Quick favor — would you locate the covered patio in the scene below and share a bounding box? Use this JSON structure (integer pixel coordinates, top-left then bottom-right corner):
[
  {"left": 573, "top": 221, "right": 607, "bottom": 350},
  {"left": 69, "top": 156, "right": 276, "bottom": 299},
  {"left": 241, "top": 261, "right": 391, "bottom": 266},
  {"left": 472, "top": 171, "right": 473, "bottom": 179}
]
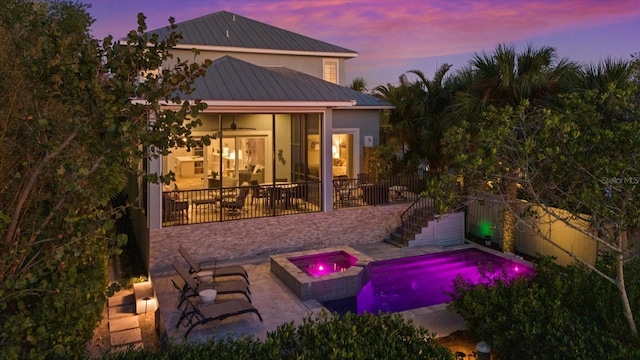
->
[{"left": 145, "top": 55, "right": 392, "bottom": 230}]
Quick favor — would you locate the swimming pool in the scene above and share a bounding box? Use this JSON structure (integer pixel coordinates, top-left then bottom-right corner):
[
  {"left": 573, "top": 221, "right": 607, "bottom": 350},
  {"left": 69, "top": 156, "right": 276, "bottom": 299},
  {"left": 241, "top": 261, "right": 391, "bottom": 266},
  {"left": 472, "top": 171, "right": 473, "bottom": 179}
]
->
[{"left": 323, "top": 248, "right": 534, "bottom": 314}]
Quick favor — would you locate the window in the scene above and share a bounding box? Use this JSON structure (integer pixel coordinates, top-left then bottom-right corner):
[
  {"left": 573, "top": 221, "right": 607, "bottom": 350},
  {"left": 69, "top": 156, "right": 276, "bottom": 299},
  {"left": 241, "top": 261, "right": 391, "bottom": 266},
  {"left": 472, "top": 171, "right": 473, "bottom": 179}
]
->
[{"left": 323, "top": 59, "right": 338, "bottom": 84}]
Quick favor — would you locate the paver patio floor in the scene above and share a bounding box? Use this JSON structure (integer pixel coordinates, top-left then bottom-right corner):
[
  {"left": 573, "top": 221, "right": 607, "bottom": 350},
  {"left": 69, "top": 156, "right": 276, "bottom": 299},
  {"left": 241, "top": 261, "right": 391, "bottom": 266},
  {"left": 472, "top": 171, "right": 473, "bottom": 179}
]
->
[{"left": 154, "top": 241, "right": 469, "bottom": 344}]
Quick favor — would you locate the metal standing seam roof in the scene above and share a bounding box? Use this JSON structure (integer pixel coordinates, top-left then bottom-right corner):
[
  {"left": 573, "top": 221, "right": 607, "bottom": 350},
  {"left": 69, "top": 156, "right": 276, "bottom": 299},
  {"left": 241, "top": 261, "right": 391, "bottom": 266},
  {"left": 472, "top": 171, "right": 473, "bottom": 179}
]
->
[
  {"left": 180, "top": 56, "right": 391, "bottom": 108},
  {"left": 143, "top": 10, "right": 357, "bottom": 56}
]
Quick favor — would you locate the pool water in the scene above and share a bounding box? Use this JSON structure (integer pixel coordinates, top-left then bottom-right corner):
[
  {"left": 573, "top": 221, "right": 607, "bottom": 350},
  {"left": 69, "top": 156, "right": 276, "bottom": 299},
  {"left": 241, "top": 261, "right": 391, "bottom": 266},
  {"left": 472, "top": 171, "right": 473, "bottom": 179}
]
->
[
  {"left": 322, "top": 248, "right": 534, "bottom": 314},
  {"left": 288, "top": 250, "right": 358, "bottom": 277}
]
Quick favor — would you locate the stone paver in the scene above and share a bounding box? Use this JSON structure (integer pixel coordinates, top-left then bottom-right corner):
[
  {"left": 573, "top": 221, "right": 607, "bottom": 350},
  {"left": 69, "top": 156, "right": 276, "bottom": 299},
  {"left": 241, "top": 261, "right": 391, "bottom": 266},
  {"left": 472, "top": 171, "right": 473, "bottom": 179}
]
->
[
  {"left": 108, "top": 292, "right": 134, "bottom": 307},
  {"left": 110, "top": 328, "right": 142, "bottom": 346},
  {"left": 155, "top": 242, "right": 475, "bottom": 345},
  {"left": 109, "top": 316, "right": 140, "bottom": 333},
  {"left": 108, "top": 304, "right": 135, "bottom": 319}
]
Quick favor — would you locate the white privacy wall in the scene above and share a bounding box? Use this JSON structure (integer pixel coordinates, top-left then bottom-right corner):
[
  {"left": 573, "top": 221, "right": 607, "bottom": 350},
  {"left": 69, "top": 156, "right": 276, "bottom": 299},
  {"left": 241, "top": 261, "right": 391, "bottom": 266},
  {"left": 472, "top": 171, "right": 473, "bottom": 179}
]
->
[{"left": 466, "top": 196, "right": 598, "bottom": 266}]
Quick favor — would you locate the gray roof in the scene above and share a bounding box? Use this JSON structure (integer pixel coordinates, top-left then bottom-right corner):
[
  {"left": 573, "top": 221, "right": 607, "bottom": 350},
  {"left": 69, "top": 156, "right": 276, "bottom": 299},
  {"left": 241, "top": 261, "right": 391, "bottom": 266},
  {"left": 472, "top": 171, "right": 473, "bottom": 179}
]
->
[
  {"left": 145, "top": 11, "right": 357, "bottom": 56},
  {"left": 181, "top": 56, "right": 391, "bottom": 108}
]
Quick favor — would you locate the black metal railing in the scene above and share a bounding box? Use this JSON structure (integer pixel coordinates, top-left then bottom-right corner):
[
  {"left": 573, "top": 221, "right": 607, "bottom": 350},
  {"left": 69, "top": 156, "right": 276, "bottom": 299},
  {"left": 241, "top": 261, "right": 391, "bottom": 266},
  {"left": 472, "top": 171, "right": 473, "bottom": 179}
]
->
[
  {"left": 162, "top": 181, "right": 321, "bottom": 226},
  {"left": 161, "top": 173, "right": 432, "bottom": 226},
  {"left": 399, "top": 195, "right": 435, "bottom": 245},
  {"left": 331, "top": 173, "right": 428, "bottom": 210}
]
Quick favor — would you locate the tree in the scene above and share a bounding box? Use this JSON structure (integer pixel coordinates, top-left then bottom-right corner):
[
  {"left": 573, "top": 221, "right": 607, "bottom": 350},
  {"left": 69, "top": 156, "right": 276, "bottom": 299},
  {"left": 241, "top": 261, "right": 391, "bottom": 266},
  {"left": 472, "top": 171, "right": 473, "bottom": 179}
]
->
[
  {"left": 0, "top": 1, "right": 210, "bottom": 357},
  {"left": 348, "top": 76, "right": 368, "bottom": 92},
  {"left": 449, "top": 44, "right": 580, "bottom": 252},
  {"left": 373, "top": 64, "right": 456, "bottom": 173},
  {"left": 445, "top": 57, "right": 640, "bottom": 335}
]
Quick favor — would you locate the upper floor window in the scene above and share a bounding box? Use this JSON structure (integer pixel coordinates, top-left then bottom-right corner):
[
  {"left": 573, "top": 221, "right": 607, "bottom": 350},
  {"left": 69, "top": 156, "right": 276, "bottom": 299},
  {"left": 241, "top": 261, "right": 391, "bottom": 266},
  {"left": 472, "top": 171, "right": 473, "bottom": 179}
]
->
[{"left": 323, "top": 59, "right": 338, "bottom": 84}]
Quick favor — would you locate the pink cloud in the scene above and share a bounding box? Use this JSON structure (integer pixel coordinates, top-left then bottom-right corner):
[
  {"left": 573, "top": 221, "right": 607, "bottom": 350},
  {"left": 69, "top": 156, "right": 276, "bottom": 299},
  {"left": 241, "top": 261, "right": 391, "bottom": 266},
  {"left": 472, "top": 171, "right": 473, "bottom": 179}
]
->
[
  {"left": 233, "top": 0, "right": 640, "bottom": 62},
  {"left": 86, "top": 0, "right": 640, "bottom": 85}
]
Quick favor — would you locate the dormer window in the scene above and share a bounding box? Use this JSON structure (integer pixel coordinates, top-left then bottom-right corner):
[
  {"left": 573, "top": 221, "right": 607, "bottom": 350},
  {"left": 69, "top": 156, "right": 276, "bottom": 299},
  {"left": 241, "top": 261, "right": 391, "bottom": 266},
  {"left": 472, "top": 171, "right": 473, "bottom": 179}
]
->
[{"left": 323, "top": 59, "right": 338, "bottom": 84}]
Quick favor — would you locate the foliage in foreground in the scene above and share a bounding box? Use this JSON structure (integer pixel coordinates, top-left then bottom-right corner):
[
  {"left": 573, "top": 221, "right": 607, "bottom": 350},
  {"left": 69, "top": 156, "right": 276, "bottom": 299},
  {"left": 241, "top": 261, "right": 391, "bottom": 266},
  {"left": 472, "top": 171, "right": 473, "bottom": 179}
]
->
[
  {"left": 447, "top": 256, "right": 640, "bottom": 359},
  {"left": 105, "top": 311, "right": 453, "bottom": 359},
  {"left": 0, "top": 1, "right": 209, "bottom": 358}
]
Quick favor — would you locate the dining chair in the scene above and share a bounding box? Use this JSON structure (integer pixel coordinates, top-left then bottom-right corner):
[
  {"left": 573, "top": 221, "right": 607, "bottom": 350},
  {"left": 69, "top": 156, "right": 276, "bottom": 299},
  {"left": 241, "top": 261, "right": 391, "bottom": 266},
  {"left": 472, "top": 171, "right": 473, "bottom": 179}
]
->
[
  {"left": 333, "top": 175, "right": 354, "bottom": 206},
  {"left": 249, "top": 180, "right": 268, "bottom": 208},
  {"left": 220, "top": 186, "right": 250, "bottom": 215}
]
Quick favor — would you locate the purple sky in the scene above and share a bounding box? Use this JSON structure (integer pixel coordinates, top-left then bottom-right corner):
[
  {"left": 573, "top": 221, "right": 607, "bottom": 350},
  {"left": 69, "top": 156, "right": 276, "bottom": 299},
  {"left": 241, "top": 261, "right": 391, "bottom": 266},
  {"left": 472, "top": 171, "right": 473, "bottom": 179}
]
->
[{"left": 85, "top": 0, "right": 639, "bottom": 88}]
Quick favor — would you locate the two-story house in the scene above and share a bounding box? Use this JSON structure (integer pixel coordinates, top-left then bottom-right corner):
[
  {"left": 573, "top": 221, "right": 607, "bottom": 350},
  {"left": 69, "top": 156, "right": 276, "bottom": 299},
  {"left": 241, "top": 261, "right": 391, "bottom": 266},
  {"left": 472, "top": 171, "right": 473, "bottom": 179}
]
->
[{"left": 132, "top": 11, "right": 417, "bottom": 276}]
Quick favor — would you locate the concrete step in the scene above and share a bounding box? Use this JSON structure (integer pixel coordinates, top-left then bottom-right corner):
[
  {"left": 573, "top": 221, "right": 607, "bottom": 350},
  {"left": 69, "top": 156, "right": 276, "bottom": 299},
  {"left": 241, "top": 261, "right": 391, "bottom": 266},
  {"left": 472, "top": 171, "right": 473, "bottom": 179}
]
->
[
  {"left": 108, "top": 303, "right": 135, "bottom": 320},
  {"left": 109, "top": 316, "right": 140, "bottom": 333},
  {"left": 108, "top": 292, "right": 134, "bottom": 307},
  {"left": 383, "top": 237, "right": 406, "bottom": 248},
  {"left": 110, "top": 328, "right": 142, "bottom": 346}
]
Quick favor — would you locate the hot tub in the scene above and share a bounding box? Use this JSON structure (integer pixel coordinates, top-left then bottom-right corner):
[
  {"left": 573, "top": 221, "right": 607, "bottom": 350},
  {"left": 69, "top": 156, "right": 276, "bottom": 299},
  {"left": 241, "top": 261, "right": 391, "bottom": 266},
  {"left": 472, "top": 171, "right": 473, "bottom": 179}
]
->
[{"left": 270, "top": 246, "right": 373, "bottom": 301}]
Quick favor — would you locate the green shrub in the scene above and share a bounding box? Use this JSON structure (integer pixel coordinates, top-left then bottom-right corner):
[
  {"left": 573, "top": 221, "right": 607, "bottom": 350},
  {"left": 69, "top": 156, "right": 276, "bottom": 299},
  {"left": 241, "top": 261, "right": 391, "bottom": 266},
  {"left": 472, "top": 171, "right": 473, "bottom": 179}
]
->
[
  {"left": 105, "top": 311, "right": 453, "bottom": 359},
  {"left": 264, "top": 311, "right": 452, "bottom": 359},
  {"left": 447, "top": 256, "right": 640, "bottom": 359}
]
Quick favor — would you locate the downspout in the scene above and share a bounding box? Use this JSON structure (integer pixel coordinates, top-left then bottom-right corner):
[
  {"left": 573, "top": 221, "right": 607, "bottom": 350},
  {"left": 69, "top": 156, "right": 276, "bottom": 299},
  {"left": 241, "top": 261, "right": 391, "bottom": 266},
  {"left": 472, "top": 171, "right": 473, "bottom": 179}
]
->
[{"left": 272, "top": 113, "right": 276, "bottom": 183}]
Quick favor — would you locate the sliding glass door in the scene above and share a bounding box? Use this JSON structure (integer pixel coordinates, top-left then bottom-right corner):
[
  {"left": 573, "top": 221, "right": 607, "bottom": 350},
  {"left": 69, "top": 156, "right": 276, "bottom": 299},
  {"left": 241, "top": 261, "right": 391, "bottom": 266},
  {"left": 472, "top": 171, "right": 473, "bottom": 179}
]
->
[{"left": 208, "top": 135, "right": 267, "bottom": 187}]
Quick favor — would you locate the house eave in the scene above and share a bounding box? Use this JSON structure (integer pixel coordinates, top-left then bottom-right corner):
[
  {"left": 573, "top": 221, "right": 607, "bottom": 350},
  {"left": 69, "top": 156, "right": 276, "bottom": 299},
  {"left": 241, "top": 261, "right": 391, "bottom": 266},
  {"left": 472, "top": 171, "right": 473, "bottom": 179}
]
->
[
  {"left": 132, "top": 99, "right": 356, "bottom": 111},
  {"left": 173, "top": 44, "right": 358, "bottom": 58},
  {"left": 117, "top": 40, "right": 359, "bottom": 58},
  {"left": 335, "top": 105, "right": 395, "bottom": 110}
]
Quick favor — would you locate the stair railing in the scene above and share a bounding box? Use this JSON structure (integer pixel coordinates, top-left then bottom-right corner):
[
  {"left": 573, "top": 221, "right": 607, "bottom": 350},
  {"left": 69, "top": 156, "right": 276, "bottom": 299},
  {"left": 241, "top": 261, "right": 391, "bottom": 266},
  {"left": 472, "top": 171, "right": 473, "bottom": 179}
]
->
[{"left": 399, "top": 195, "right": 435, "bottom": 245}]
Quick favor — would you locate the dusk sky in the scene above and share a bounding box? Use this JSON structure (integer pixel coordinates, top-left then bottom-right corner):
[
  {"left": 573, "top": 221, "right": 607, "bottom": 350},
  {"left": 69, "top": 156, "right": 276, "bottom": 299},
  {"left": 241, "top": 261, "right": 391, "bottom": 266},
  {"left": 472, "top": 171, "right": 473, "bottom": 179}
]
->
[{"left": 85, "top": 0, "right": 640, "bottom": 89}]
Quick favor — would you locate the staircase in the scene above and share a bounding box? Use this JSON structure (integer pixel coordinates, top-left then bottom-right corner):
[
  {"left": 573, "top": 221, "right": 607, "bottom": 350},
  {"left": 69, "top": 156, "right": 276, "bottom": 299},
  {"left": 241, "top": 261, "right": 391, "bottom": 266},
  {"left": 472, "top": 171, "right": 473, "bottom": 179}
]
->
[
  {"left": 384, "top": 196, "right": 435, "bottom": 247},
  {"left": 105, "top": 256, "right": 145, "bottom": 353}
]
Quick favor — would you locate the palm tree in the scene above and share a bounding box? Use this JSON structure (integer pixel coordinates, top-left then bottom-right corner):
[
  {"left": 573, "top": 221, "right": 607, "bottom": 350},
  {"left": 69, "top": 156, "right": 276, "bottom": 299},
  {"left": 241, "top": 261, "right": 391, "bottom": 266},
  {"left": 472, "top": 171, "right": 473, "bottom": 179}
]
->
[
  {"left": 373, "top": 64, "right": 456, "bottom": 173},
  {"left": 452, "top": 44, "right": 580, "bottom": 253},
  {"left": 580, "top": 58, "right": 636, "bottom": 126},
  {"left": 349, "top": 77, "right": 368, "bottom": 92}
]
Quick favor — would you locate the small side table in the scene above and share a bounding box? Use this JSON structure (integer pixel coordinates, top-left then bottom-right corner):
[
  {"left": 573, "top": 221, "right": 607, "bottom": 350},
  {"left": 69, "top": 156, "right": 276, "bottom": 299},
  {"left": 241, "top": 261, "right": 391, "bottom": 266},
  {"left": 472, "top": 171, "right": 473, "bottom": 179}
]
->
[
  {"left": 199, "top": 289, "right": 217, "bottom": 305},
  {"left": 196, "top": 270, "right": 213, "bottom": 283}
]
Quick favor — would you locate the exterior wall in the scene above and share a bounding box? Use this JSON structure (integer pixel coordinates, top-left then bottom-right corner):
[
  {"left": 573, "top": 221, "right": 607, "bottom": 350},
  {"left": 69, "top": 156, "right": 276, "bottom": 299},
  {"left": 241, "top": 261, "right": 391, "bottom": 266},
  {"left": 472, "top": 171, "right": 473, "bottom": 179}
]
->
[
  {"left": 410, "top": 211, "right": 465, "bottom": 247},
  {"left": 467, "top": 196, "right": 598, "bottom": 266},
  {"left": 168, "top": 49, "right": 347, "bottom": 85},
  {"left": 466, "top": 194, "right": 504, "bottom": 244},
  {"left": 515, "top": 205, "right": 597, "bottom": 266},
  {"left": 333, "top": 109, "right": 380, "bottom": 148},
  {"left": 148, "top": 204, "right": 406, "bottom": 276}
]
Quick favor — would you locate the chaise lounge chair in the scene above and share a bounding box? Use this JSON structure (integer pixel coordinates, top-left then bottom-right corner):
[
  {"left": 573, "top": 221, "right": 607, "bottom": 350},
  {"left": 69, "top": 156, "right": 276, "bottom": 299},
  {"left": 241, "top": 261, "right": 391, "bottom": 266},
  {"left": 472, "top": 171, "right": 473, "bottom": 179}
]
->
[
  {"left": 172, "top": 260, "right": 251, "bottom": 307},
  {"left": 178, "top": 244, "right": 249, "bottom": 284},
  {"left": 177, "top": 296, "right": 263, "bottom": 339}
]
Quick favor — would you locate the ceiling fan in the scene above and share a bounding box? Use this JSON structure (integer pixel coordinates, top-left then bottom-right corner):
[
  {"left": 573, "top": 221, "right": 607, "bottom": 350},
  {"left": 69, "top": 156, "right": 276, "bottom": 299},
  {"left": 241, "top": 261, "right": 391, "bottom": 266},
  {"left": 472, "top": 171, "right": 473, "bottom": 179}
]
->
[{"left": 211, "top": 116, "right": 256, "bottom": 138}]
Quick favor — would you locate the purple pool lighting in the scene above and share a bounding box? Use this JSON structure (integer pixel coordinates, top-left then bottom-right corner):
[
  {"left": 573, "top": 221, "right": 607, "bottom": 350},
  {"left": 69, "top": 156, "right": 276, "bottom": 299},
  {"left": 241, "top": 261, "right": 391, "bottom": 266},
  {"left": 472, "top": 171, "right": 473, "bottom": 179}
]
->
[
  {"left": 288, "top": 251, "right": 358, "bottom": 277},
  {"left": 333, "top": 248, "right": 533, "bottom": 314}
]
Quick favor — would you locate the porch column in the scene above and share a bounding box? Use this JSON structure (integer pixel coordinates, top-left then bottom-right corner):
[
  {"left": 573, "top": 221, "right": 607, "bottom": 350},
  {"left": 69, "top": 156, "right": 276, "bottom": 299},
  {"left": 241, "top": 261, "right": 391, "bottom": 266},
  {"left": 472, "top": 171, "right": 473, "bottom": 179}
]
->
[
  {"left": 147, "top": 109, "right": 162, "bottom": 230},
  {"left": 322, "top": 108, "right": 334, "bottom": 212},
  {"left": 147, "top": 147, "right": 163, "bottom": 229}
]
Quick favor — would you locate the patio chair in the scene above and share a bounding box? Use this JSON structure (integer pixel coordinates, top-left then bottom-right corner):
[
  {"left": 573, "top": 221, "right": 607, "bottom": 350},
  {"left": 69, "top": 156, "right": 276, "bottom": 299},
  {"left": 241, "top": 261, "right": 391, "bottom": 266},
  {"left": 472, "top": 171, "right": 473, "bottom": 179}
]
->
[
  {"left": 163, "top": 192, "right": 189, "bottom": 222},
  {"left": 178, "top": 244, "right": 249, "bottom": 284},
  {"left": 172, "top": 260, "right": 251, "bottom": 308},
  {"left": 177, "top": 296, "right": 262, "bottom": 339},
  {"left": 220, "top": 186, "right": 250, "bottom": 215},
  {"left": 333, "top": 175, "right": 354, "bottom": 206},
  {"left": 249, "top": 180, "right": 268, "bottom": 208},
  {"left": 265, "top": 186, "right": 284, "bottom": 209},
  {"left": 290, "top": 182, "right": 308, "bottom": 210}
]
